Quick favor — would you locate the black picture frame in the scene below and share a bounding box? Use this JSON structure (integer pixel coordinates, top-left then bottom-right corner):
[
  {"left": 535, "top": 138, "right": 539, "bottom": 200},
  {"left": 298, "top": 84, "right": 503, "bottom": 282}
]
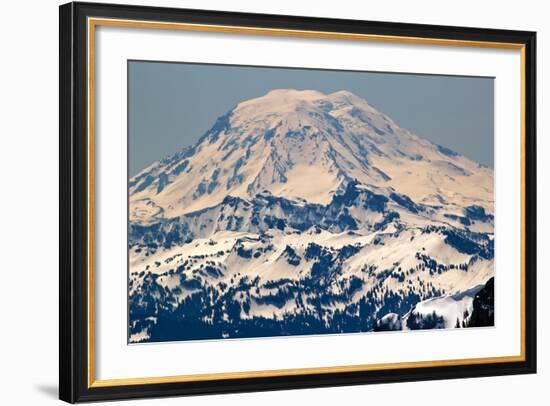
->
[{"left": 60, "top": 1, "right": 537, "bottom": 403}]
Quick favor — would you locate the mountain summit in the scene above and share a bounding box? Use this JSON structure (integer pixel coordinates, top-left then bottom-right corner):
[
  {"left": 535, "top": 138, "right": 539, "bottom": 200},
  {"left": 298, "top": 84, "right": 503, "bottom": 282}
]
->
[{"left": 130, "top": 89, "right": 493, "bottom": 225}]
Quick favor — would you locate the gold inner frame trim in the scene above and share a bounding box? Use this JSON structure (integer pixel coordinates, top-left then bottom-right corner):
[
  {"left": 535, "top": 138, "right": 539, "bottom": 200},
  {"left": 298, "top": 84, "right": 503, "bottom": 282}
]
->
[{"left": 87, "top": 17, "right": 527, "bottom": 388}]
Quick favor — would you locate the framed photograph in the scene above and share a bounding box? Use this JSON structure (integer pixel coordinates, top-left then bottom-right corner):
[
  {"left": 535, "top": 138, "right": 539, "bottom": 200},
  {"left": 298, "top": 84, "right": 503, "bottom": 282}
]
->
[{"left": 59, "top": 2, "right": 537, "bottom": 403}]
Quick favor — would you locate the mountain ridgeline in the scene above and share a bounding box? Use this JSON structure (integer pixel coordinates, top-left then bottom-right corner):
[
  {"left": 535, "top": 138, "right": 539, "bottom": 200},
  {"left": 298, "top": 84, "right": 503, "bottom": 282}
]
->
[{"left": 128, "top": 89, "right": 495, "bottom": 343}]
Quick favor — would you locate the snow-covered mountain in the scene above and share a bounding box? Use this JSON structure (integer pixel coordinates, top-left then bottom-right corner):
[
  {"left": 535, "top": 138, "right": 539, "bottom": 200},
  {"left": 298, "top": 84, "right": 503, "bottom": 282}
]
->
[
  {"left": 129, "top": 89, "right": 493, "bottom": 224},
  {"left": 128, "top": 89, "right": 494, "bottom": 343}
]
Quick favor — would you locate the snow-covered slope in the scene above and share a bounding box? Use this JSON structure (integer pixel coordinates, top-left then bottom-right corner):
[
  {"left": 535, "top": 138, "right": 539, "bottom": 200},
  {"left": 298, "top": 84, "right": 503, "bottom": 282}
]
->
[
  {"left": 375, "top": 277, "right": 495, "bottom": 331},
  {"left": 130, "top": 89, "right": 493, "bottom": 224},
  {"left": 128, "top": 89, "right": 495, "bottom": 343}
]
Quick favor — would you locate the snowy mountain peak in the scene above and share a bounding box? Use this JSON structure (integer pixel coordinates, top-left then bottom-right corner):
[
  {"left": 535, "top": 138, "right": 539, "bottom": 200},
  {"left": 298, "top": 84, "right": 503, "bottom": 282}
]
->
[
  {"left": 232, "top": 88, "right": 374, "bottom": 128},
  {"left": 130, "top": 89, "right": 493, "bottom": 223},
  {"left": 243, "top": 88, "right": 326, "bottom": 102},
  {"left": 128, "top": 88, "right": 495, "bottom": 342}
]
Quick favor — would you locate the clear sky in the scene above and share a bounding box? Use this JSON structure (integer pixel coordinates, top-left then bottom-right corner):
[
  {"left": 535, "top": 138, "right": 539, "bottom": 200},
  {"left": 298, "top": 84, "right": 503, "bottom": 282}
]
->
[{"left": 129, "top": 61, "right": 494, "bottom": 176}]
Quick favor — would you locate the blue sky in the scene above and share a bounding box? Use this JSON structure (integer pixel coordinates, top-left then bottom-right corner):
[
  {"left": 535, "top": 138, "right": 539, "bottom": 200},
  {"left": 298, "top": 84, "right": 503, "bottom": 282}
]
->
[{"left": 129, "top": 61, "right": 494, "bottom": 176}]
